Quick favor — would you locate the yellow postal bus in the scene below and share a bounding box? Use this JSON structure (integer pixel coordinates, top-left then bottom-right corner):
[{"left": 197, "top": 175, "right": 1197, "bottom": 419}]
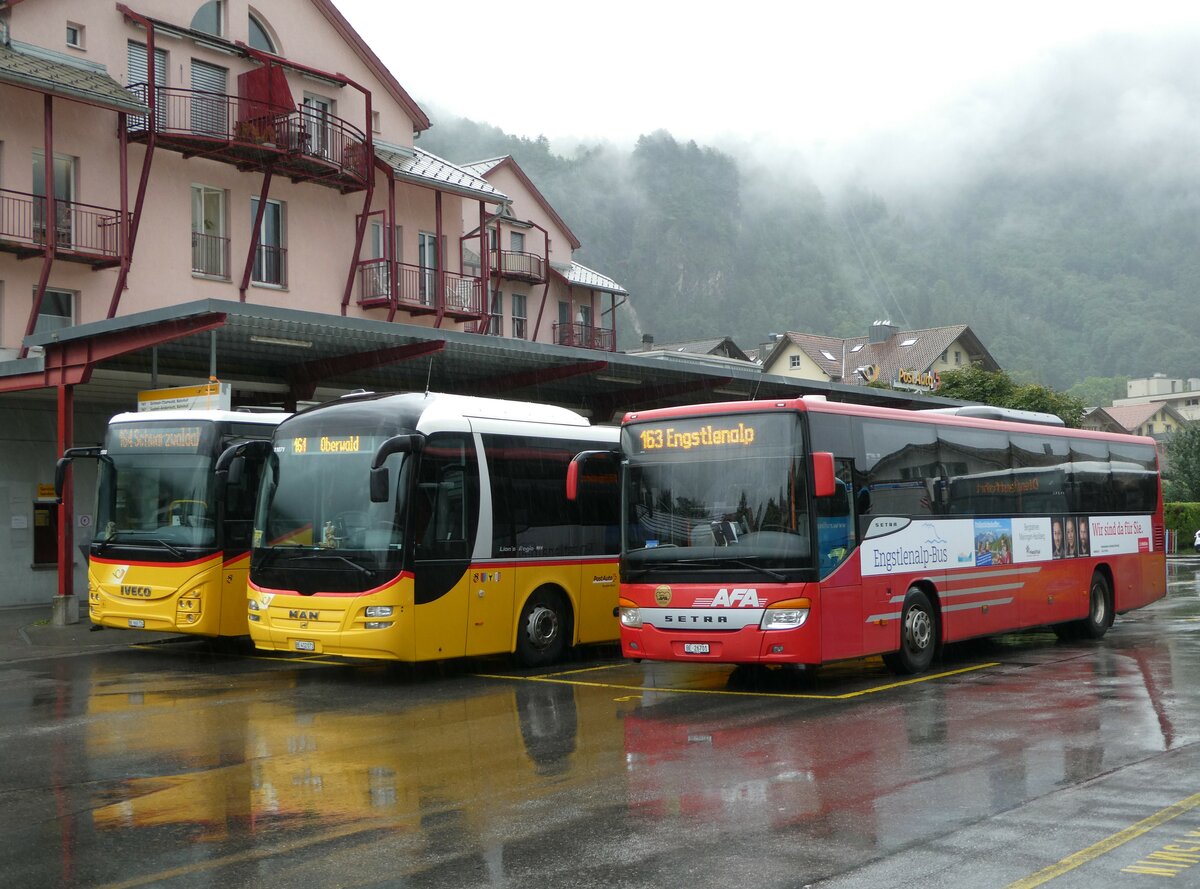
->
[
  {"left": 58, "top": 409, "right": 288, "bottom": 636},
  {"left": 246, "top": 392, "right": 619, "bottom": 665}
]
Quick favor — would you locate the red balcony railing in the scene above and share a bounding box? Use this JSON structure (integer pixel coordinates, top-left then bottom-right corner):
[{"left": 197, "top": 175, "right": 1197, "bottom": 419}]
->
[
  {"left": 357, "top": 259, "right": 483, "bottom": 319},
  {"left": 191, "top": 231, "right": 230, "bottom": 278},
  {"left": 127, "top": 85, "right": 370, "bottom": 190},
  {"left": 0, "top": 188, "right": 123, "bottom": 264},
  {"left": 491, "top": 249, "right": 546, "bottom": 283},
  {"left": 554, "top": 321, "right": 615, "bottom": 351}
]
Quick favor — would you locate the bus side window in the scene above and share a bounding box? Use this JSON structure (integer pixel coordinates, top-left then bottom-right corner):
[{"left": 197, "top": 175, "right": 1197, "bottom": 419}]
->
[{"left": 414, "top": 434, "right": 478, "bottom": 561}]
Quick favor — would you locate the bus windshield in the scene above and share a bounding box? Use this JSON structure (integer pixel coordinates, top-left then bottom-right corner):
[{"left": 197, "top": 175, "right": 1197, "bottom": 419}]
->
[
  {"left": 254, "top": 429, "right": 412, "bottom": 581},
  {"left": 622, "top": 412, "right": 812, "bottom": 578},
  {"left": 96, "top": 422, "right": 217, "bottom": 548}
]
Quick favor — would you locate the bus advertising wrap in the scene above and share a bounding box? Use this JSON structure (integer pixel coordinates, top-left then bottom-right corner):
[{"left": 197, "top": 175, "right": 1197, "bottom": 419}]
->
[{"left": 861, "top": 515, "right": 1153, "bottom": 576}]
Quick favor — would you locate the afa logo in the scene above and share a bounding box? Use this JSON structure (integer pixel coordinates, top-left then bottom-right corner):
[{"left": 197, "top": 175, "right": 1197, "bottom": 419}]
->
[{"left": 694, "top": 588, "right": 762, "bottom": 608}]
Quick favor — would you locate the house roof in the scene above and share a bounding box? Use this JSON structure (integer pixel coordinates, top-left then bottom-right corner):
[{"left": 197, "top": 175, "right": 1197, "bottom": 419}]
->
[
  {"left": 639, "top": 337, "right": 751, "bottom": 362},
  {"left": 1080, "top": 407, "right": 1128, "bottom": 434},
  {"left": 1104, "top": 402, "right": 1188, "bottom": 433},
  {"left": 763, "top": 324, "right": 1000, "bottom": 386},
  {"left": 555, "top": 261, "right": 628, "bottom": 296},
  {"left": 375, "top": 144, "right": 508, "bottom": 202},
  {"left": 460, "top": 156, "right": 582, "bottom": 250},
  {"left": 0, "top": 39, "right": 147, "bottom": 113}
]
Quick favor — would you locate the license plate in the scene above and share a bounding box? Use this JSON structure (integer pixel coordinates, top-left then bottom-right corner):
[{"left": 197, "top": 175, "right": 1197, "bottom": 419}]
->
[
  {"left": 294, "top": 640, "right": 316, "bottom": 652},
  {"left": 128, "top": 619, "right": 145, "bottom": 629},
  {"left": 683, "top": 642, "right": 710, "bottom": 654}
]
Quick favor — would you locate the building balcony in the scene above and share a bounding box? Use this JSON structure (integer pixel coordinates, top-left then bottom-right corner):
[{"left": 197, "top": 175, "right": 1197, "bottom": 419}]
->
[
  {"left": 553, "top": 321, "right": 615, "bottom": 352},
  {"left": 0, "top": 189, "right": 124, "bottom": 267},
  {"left": 357, "top": 259, "right": 483, "bottom": 320},
  {"left": 491, "top": 249, "right": 546, "bottom": 283},
  {"left": 126, "top": 85, "right": 370, "bottom": 193}
]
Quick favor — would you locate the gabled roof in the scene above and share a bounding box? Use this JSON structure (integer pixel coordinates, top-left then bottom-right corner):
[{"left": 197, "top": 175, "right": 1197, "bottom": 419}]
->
[
  {"left": 0, "top": 40, "right": 147, "bottom": 113},
  {"left": 1080, "top": 407, "right": 1127, "bottom": 434},
  {"left": 554, "top": 261, "right": 628, "bottom": 296},
  {"left": 1104, "top": 402, "right": 1189, "bottom": 433},
  {"left": 376, "top": 144, "right": 507, "bottom": 202},
  {"left": 309, "top": 0, "right": 431, "bottom": 132},
  {"left": 643, "top": 337, "right": 752, "bottom": 362},
  {"left": 763, "top": 324, "right": 1000, "bottom": 386},
  {"left": 460, "top": 156, "right": 581, "bottom": 250}
]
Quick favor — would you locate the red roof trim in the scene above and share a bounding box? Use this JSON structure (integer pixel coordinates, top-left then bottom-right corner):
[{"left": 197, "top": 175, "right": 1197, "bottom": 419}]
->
[{"left": 309, "top": 0, "right": 431, "bottom": 133}]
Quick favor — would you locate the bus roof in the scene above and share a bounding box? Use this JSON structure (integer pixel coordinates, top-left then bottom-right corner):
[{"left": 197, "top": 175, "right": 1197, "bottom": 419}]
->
[
  {"left": 622, "top": 396, "right": 1157, "bottom": 447},
  {"left": 298, "top": 391, "right": 595, "bottom": 429}
]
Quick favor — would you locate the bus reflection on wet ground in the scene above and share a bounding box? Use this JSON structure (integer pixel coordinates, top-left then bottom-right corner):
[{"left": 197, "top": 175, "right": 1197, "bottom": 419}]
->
[{"left": 1, "top": 560, "right": 1199, "bottom": 888}]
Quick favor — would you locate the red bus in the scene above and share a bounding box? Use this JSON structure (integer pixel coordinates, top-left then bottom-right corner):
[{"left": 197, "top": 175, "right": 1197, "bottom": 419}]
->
[{"left": 582, "top": 397, "right": 1165, "bottom": 673}]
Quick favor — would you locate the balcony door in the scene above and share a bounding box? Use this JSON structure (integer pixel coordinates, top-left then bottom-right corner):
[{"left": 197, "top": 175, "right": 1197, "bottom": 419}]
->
[
  {"left": 191, "top": 186, "right": 227, "bottom": 278},
  {"left": 31, "top": 152, "right": 73, "bottom": 248},
  {"left": 302, "top": 94, "right": 334, "bottom": 160},
  {"left": 127, "top": 41, "right": 167, "bottom": 130},
  {"left": 418, "top": 231, "right": 437, "bottom": 306},
  {"left": 251, "top": 198, "right": 285, "bottom": 286}
]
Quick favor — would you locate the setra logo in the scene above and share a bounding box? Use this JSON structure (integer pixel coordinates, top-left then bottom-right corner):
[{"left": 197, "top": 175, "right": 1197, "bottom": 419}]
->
[
  {"left": 120, "top": 585, "right": 152, "bottom": 598},
  {"left": 289, "top": 610, "right": 319, "bottom": 620}
]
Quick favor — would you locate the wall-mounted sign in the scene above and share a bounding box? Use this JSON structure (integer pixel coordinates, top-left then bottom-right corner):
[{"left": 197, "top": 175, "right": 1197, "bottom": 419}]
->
[
  {"left": 894, "top": 368, "right": 941, "bottom": 391},
  {"left": 138, "top": 382, "right": 231, "bottom": 412}
]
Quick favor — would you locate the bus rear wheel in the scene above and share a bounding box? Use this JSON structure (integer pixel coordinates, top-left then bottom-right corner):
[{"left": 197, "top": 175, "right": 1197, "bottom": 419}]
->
[
  {"left": 516, "top": 589, "right": 569, "bottom": 667},
  {"left": 1077, "top": 571, "right": 1112, "bottom": 640},
  {"left": 882, "top": 588, "right": 937, "bottom": 675}
]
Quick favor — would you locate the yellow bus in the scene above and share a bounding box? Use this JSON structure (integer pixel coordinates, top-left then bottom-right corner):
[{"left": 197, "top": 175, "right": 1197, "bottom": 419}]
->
[
  {"left": 245, "top": 392, "right": 620, "bottom": 665},
  {"left": 57, "top": 409, "right": 288, "bottom": 636}
]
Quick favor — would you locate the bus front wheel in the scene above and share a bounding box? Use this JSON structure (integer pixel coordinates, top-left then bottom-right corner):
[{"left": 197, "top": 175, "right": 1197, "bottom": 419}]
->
[
  {"left": 516, "top": 589, "right": 569, "bottom": 667},
  {"left": 883, "top": 588, "right": 937, "bottom": 675}
]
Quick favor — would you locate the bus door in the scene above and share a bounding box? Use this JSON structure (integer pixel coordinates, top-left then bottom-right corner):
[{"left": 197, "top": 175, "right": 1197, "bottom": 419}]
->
[
  {"left": 817, "top": 459, "right": 862, "bottom": 661},
  {"left": 411, "top": 433, "right": 479, "bottom": 660}
]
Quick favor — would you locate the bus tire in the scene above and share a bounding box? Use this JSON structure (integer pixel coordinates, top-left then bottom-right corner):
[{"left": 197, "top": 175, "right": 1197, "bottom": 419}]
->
[
  {"left": 516, "top": 588, "right": 569, "bottom": 667},
  {"left": 882, "top": 588, "right": 937, "bottom": 675},
  {"left": 1077, "top": 571, "right": 1112, "bottom": 640}
]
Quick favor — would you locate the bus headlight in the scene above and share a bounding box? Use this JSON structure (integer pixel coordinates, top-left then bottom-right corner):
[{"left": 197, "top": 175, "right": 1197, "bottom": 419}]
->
[
  {"left": 619, "top": 605, "right": 642, "bottom": 629},
  {"left": 248, "top": 599, "right": 261, "bottom": 612},
  {"left": 761, "top": 598, "right": 811, "bottom": 630},
  {"left": 365, "top": 606, "right": 393, "bottom": 618}
]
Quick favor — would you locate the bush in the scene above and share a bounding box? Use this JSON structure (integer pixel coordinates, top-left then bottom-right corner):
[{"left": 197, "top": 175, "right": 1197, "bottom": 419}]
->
[{"left": 1164, "top": 502, "right": 1200, "bottom": 552}]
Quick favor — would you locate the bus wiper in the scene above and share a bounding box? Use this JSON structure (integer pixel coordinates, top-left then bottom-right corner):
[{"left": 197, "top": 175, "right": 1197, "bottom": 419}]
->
[
  {"left": 312, "top": 553, "right": 373, "bottom": 575},
  {"left": 142, "top": 538, "right": 185, "bottom": 558}
]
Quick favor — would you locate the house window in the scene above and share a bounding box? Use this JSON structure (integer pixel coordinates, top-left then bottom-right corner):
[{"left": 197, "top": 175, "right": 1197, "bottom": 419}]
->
[
  {"left": 417, "top": 231, "right": 437, "bottom": 305},
  {"left": 32, "top": 151, "right": 74, "bottom": 249},
  {"left": 955, "top": 350, "right": 962, "bottom": 365},
  {"left": 488, "top": 289, "right": 503, "bottom": 336},
  {"left": 510, "top": 231, "right": 525, "bottom": 252},
  {"left": 250, "top": 198, "right": 286, "bottom": 286},
  {"left": 190, "top": 59, "right": 229, "bottom": 137},
  {"left": 66, "top": 23, "right": 84, "bottom": 49},
  {"left": 512, "top": 293, "right": 527, "bottom": 339},
  {"left": 191, "top": 186, "right": 228, "bottom": 278},
  {"left": 32, "top": 288, "right": 75, "bottom": 337},
  {"left": 790, "top": 355, "right": 802, "bottom": 369},
  {"left": 191, "top": 0, "right": 224, "bottom": 36},
  {"left": 302, "top": 94, "right": 334, "bottom": 160},
  {"left": 248, "top": 12, "right": 276, "bottom": 53}
]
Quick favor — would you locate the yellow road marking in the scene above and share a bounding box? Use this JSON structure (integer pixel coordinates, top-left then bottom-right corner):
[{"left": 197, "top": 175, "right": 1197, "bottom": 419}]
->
[
  {"left": 541, "top": 662, "right": 628, "bottom": 678},
  {"left": 94, "top": 820, "right": 396, "bottom": 889},
  {"left": 476, "top": 662, "right": 999, "bottom": 700},
  {"left": 1006, "top": 790, "right": 1200, "bottom": 889}
]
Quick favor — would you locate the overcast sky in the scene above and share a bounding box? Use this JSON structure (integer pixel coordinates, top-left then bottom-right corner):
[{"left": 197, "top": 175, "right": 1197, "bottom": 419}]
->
[{"left": 334, "top": 0, "right": 1200, "bottom": 150}]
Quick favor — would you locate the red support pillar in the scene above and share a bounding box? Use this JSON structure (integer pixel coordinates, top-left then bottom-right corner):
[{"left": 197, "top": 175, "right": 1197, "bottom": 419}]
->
[{"left": 56, "top": 384, "right": 74, "bottom": 600}]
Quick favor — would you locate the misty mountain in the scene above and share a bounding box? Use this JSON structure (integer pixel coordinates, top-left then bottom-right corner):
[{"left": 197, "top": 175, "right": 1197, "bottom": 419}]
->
[{"left": 416, "top": 32, "right": 1200, "bottom": 392}]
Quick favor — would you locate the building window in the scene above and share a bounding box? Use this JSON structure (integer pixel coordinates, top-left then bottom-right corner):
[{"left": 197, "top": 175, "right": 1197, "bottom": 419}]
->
[
  {"left": 191, "top": 186, "right": 228, "bottom": 278},
  {"left": 511, "top": 231, "right": 525, "bottom": 252},
  {"left": 66, "top": 23, "right": 84, "bottom": 49},
  {"left": 790, "top": 355, "right": 802, "bottom": 369},
  {"left": 32, "top": 288, "right": 75, "bottom": 338},
  {"left": 512, "top": 293, "right": 527, "bottom": 339},
  {"left": 191, "top": 1, "right": 224, "bottom": 36},
  {"left": 371, "top": 110, "right": 381, "bottom": 134},
  {"left": 250, "top": 198, "right": 286, "bottom": 286},
  {"left": 955, "top": 350, "right": 962, "bottom": 365},
  {"left": 248, "top": 12, "right": 276, "bottom": 53},
  {"left": 301, "top": 94, "right": 334, "bottom": 160},
  {"left": 190, "top": 59, "right": 229, "bottom": 137},
  {"left": 488, "top": 289, "right": 503, "bottom": 336},
  {"left": 417, "top": 232, "right": 437, "bottom": 305},
  {"left": 32, "top": 151, "right": 74, "bottom": 249}
]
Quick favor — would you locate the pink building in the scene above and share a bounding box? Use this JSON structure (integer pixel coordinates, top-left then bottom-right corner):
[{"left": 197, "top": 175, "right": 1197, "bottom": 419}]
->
[{"left": 0, "top": 0, "right": 625, "bottom": 355}]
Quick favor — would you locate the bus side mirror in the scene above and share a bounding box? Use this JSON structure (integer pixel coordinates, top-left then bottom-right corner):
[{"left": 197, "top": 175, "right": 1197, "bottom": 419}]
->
[
  {"left": 215, "top": 440, "right": 272, "bottom": 502},
  {"left": 812, "top": 452, "right": 837, "bottom": 498},
  {"left": 370, "top": 433, "right": 425, "bottom": 503},
  {"left": 567, "top": 450, "right": 619, "bottom": 501},
  {"left": 55, "top": 446, "right": 103, "bottom": 502}
]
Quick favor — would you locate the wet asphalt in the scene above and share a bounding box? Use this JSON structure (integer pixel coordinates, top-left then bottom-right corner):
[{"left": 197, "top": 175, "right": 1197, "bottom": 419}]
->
[{"left": 2, "top": 560, "right": 1200, "bottom": 888}]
